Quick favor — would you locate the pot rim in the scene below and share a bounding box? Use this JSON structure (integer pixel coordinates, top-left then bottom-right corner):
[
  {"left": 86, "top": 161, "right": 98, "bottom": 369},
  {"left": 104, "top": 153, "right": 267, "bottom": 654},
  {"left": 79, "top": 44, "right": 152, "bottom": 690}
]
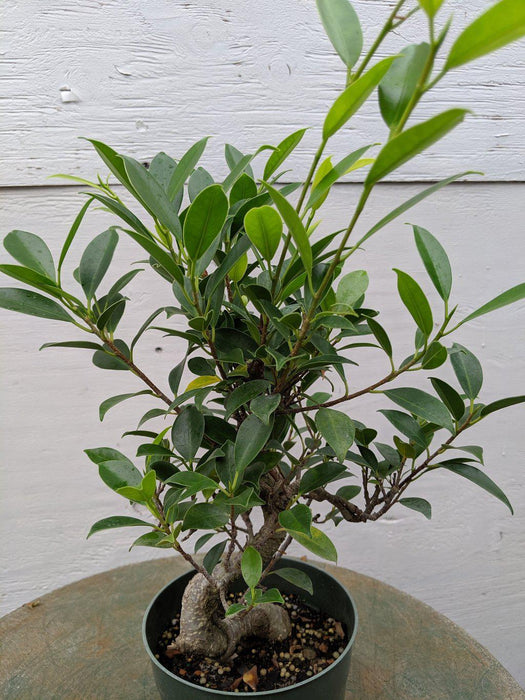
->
[{"left": 142, "top": 557, "right": 358, "bottom": 697}]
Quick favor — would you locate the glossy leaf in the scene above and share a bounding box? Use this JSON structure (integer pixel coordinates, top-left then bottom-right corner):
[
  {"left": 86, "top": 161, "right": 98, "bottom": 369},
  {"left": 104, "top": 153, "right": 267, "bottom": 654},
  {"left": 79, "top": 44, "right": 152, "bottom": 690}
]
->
[
  {"left": 263, "top": 128, "right": 307, "bottom": 181},
  {"left": 182, "top": 502, "right": 230, "bottom": 530},
  {"left": 130, "top": 531, "right": 170, "bottom": 549},
  {"left": 337, "top": 484, "right": 362, "bottom": 500},
  {"left": 315, "top": 408, "right": 355, "bottom": 462},
  {"left": 394, "top": 269, "right": 433, "bottom": 336},
  {"left": 460, "top": 283, "right": 525, "bottom": 324},
  {"left": 291, "top": 526, "right": 338, "bottom": 562},
  {"left": 384, "top": 387, "right": 454, "bottom": 432},
  {"left": 226, "top": 603, "right": 247, "bottom": 617},
  {"left": 79, "top": 228, "right": 119, "bottom": 301},
  {"left": 98, "top": 459, "right": 142, "bottom": 491},
  {"left": 171, "top": 405, "right": 204, "bottom": 461},
  {"left": 480, "top": 395, "right": 525, "bottom": 418},
  {"left": 316, "top": 0, "right": 363, "bottom": 68},
  {"left": 183, "top": 185, "right": 228, "bottom": 261},
  {"left": 269, "top": 567, "right": 313, "bottom": 595},
  {"left": 234, "top": 415, "right": 273, "bottom": 472},
  {"left": 40, "top": 340, "right": 103, "bottom": 351},
  {"left": 99, "top": 390, "right": 153, "bottom": 421},
  {"left": 441, "top": 462, "right": 513, "bottom": 514},
  {"left": 379, "top": 44, "right": 430, "bottom": 128},
  {"left": 399, "top": 497, "right": 432, "bottom": 519},
  {"left": 413, "top": 225, "right": 452, "bottom": 301},
  {"left": 368, "top": 317, "right": 392, "bottom": 357},
  {"left": 446, "top": 0, "right": 525, "bottom": 70},
  {"left": 430, "top": 377, "right": 465, "bottom": 421},
  {"left": 4, "top": 230, "right": 55, "bottom": 279},
  {"left": 323, "top": 57, "right": 396, "bottom": 139},
  {"left": 299, "top": 461, "right": 346, "bottom": 495},
  {"left": 278, "top": 504, "right": 312, "bottom": 537},
  {"left": 449, "top": 343, "right": 483, "bottom": 400},
  {"left": 366, "top": 110, "right": 468, "bottom": 185},
  {"left": 265, "top": 184, "right": 312, "bottom": 275},
  {"left": 242, "top": 546, "right": 263, "bottom": 588},
  {"left": 0, "top": 288, "right": 73, "bottom": 323},
  {"left": 257, "top": 589, "right": 285, "bottom": 605},
  {"left": 167, "top": 472, "right": 218, "bottom": 495},
  {"left": 87, "top": 515, "right": 151, "bottom": 538},
  {"left": 244, "top": 206, "right": 283, "bottom": 261}
]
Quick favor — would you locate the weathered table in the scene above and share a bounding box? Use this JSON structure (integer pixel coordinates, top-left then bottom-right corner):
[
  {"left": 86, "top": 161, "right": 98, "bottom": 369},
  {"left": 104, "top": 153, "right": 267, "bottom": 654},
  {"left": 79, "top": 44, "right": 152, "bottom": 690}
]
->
[{"left": 1, "top": 558, "right": 523, "bottom": 699}]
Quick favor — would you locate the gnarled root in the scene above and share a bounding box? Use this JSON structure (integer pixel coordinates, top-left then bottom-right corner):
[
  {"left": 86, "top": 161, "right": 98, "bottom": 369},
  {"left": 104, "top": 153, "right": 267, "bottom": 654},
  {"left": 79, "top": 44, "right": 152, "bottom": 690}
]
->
[{"left": 175, "top": 571, "right": 291, "bottom": 659}]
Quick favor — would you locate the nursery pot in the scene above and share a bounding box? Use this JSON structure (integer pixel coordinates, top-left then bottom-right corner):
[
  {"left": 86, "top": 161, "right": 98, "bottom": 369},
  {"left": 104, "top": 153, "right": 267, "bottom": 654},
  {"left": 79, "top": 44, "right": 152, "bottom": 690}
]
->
[{"left": 143, "top": 557, "right": 358, "bottom": 699}]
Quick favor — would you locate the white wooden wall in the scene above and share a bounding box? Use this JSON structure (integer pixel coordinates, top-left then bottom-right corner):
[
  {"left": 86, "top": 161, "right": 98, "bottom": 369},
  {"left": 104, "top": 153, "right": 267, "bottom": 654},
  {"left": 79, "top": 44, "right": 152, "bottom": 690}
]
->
[{"left": 1, "top": 0, "right": 524, "bottom": 688}]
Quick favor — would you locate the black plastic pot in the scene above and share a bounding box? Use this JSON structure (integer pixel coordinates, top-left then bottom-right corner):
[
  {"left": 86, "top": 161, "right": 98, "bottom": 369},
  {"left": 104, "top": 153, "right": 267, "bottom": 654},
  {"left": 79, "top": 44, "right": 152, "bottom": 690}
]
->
[{"left": 143, "top": 557, "right": 358, "bottom": 699}]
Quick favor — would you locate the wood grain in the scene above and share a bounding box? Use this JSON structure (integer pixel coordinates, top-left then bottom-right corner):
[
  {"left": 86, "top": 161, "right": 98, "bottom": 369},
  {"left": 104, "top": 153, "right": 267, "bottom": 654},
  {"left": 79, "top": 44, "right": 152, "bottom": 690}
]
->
[
  {"left": 0, "top": 558, "right": 523, "bottom": 699},
  {"left": 1, "top": 0, "right": 524, "bottom": 186}
]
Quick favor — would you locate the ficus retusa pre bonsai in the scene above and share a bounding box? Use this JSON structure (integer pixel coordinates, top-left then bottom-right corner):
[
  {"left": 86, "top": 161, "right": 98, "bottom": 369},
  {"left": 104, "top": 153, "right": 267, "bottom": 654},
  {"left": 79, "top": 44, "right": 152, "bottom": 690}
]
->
[{"left": 1, "top": 0, "right": 525, "bottom": 664}]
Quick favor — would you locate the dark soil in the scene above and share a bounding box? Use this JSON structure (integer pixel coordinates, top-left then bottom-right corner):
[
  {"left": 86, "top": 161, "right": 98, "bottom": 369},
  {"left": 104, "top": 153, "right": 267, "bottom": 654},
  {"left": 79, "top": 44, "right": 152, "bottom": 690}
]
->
[{"left": 155, "top": 592, "right": 348, "bottom": 693}]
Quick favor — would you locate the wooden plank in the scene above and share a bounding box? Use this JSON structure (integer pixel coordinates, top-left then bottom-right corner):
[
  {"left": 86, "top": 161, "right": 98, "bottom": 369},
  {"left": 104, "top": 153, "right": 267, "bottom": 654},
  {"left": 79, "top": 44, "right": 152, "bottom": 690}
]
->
[
  {"left": 1, "top": 0, "right": 524, "bottom": 186},
  {"left": 0, "top": 558, "right": 523, "bottom": 699}
]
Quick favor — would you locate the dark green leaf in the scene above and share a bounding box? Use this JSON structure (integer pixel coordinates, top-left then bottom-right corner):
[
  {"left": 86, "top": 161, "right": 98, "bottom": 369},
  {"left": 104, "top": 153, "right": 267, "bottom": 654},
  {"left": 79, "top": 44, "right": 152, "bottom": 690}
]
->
[
  {"left": 449, "top": 343, "right": 483, "bottom": 400},
  {"left": 430, "top": 377, "right": 465, "bottom": 421},
  {"left": 265, "top": 183, "right": 312, "bottom": 275},
  {"left": 461, "top": 283, "right": 525, "bottom": 324},
  {"left": 421, "top": 342, "right": 447, "bottom": 369},
  {"left": 58, "top": 198, "right": 94, "bottom": 274},
  {"left": 87, "top": 515, "right": 151, "bottom": 538},
  {"left": 336, "top": 484, "right": 362, "bottom": 500},
  {"left": 250, "top": 394, "right": 281, "bottom": 425},
  {"left": 203, "top": 540, "right": 227, "bottom": 574},
  {"left": 98, "top": 459, "right": 142, "bottom": 491},
  {"left": 316, "top": 0, "right": 363, "bottom": 68},
  {"left": 79, "top": 228, "right": 119, "bottom": 301},
  {"left": 257, "top": 588, "right": 285, "bottom": 605},
  {"left": 269, "top": 567, "right": 313, "bottom": 595},
  {"left": 4, "top": 230, "right": 55, "bottom": 279},
  {"left": 194, "top": 533, "right": 215, "bottom": 552},
  {"left": 0, "top": 288, "right": 73, "bottom": 323},
  {"left": 384, "top": 388, "right": 454, "bottom": 432},
  {"left": 225, "top": 380, "right": 270, "bottom": 419},
  {"left": 316, "top": 408, "right": 355, "bottom": 462},
  {"left": 182, "top": 502, "right": 230, "bottom": 530},
  {"left": 394, "top": 269, "right": 433, "bottom": 336},
  {"left": 242, "top": 546, "right": 263, "bottom": 588},
  {"left": 378, "top": 44, "right": 430, "bottom": 128},
  {"left": 122, "top": 228, "right": 183, "bottom": 285},
  {"left": 171, "top": 405, "right": 205, "bottom": 461},
  {"left": 183, "top": 185, "right": 228, "bottom": 261},
  {"left": 480, "top": 395, "right": 525, "bottom": 418},
  {"left": 0, "top": 265, "right": 66, "bottom": 300},
  {"left": 230, "top": 173, "right": 257, "bottom": 206},
  {"left": 413, "top": 225, "right": 452, "bottom": 301},
  {"left": 263, "top": 128, "right": 307, "bottom": 181},
  {"left": 278, "top": 504, "right": 312, "bottom": 537},
  {"left": 226, "top": 603, "right": 247, "bottom": 617},
  {"left": 399, "top": 497, "right": 432, "bottom": 519},
  {"left": 99, "top": 390, "right": 153, "bottom": 421},
  {"left": 441, "top": 462, "right": 513, "bottom": 514},
  {"left": 40, "top": 340, "right": 103, "bottom": 351},
  {"left": 299, "top": 461, "right": 346, "bottom": 495},
  {"left": 234, "top": 415, "right": 273, "bottom": 472},
  {"left": 368, "top": 318, "right": 392, "bottom": 357},
  {"left": 130, "top": 531, "right": 170, "bottom": 549},
  {"left": 167, "top": 472, "right": 218, "bottom": 496},
  {"left": 167, "top": 137, "right": 209, "bottom": 200}
]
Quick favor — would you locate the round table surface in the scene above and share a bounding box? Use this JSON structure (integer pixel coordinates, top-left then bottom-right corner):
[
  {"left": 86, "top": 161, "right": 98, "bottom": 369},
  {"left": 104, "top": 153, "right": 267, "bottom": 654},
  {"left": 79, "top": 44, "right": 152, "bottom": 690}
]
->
[{"left": 1, "top": 558, "right": 523, "bottom": 700}]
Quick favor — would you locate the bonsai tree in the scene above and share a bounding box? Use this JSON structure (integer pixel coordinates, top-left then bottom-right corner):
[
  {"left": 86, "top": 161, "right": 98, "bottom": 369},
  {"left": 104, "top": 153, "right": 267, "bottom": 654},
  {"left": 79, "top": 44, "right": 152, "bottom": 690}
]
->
[{"left": 1, "top": 0, "right": 524, "bottom": 661}]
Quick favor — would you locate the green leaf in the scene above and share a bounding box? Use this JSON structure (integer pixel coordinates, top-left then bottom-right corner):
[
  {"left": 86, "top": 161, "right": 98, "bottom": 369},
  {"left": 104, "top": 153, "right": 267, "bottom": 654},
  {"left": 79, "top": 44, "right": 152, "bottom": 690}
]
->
[
  {"left": 399, "top": 497, "right": 432, "bottom": 519},
  {"left": 379, "top": 44, "right": 431, "bottom": 128},
  {"left": 58, "top": 198, "right": 94, "bottom": 275},
  {"left": 270, "top": 567, "right": 314, "bottom": 595},
  {"left": 379, "top": 409, "right": 428, "bottom": 448},
  {"left": 99, "top": 390, "right": 153, "bottom": 421},
  {"left": 226, "top": 603, "right": 247, "bottom": 617},
  {"left": 265, "top": 183, "right": 312, "bottom": 276},
  {"left": 263, "top": 128, "right": 307, "bottom": 181},
  {"left": 40, "top": 340, "right": 103, "bottom": 351},
  {"left": 98, "top": 459, "right": 142, "bottom": 491},
  {"left": 86, "top": 139, "right": 131, "bottom": 188},
  {"left": 413, "top": 225, "right": 452, "bottom": 301},
  {"left": 85, "top": 446, "right": 134, "bottom": 466},
  {"left": 441, "top": 462, "right": 513, "bottom": 514},
  {"left": 183, "top": 185, "right": 228, "bottom": 261},
  {"left": 446, "top": 0, "right": 525, "bottom": 70},
  {"left": 417, "top": 0, "right": 445, "bottom": 18},
  {"left": 394, "top": 269, "right": 433, "bottom": 337},
  {"left": 122, "top": 157, "right": 182, "bottom": 237},
  {"left": 167, "top": 472, "right": 218, "bottom": 496},
  {"left": 480, "top": 395, "right": 525, "bottom": 418},
  {"left": 250, "top": 394, "right": 281, "bottom": 425},
  {"left": 244, "top": 206, "right": 283, "bottom": 261},
  {"left": 141, "top": 469, "right": 157, "bottom": 499},
  {"left": 460, "top": 283, "right": 525, "bottom": 325},
  {"left": 149, "top": 152, "right": 178, "bottom": 192},
  {"left": 86, "top": 192, "right": 152, "bottom": 239},
  {"left": 279, "top": 504, "right": 312, "bottom": 537},
  {"left": 225, "top": 380, "right": 270, "bottom": 419},
  {"left": 130, "top": 531, "right": 171, "bottom": 549},
  {"left": 306, "top": 145, "right": 373, "bottom": 210},
  {"left": 203, "top": 540, "right": 227, "bottom": 574},
  {"left": 384, "top": 387, "right": 454, "bottom": 432},
  {"left": 337, "top": 484, "right": 362, "bottom": 500},
  {"left": 242, "top": 546, "right": 263, "bottom": 588},
  {"left": 336, "top": 270, "right": 369, "bottom": 309},
  {"left": 449, "top": 343, "right": 483, "bottom": 400},
  {"left": 182, "top": 502, "right": 230, "bottom": 530},
  {"left": 366, "top": 110, "right": 468, "bottom": 185},
  {"left": 299, "top": 461, "right": 346, "bottom": 495},
  {"left": 0, "top": 288, "right": 73, "bottom": 323},
  {"left": 323, "top": 57, "right": 396, "bottom": 139},
  {"left": 227, "top": 252, "right": 248, "bottom": 283},
  {"left": 87, "top": 515, "right": 152, "bottom": 538},
  {"left": 421, "top": 342, "right": 447, "bottom": 370},
  {"left": 316, "top": 0, "right": 363, "bottom": 68},
  {"left": 443, "top": 444, "right": 484, "bottom": 464},
  {"left": 121, "top": 229, "right": 183, "bottom": 286},
  {"left": 368, "top": 318, "right": 392, "bottom": 358},
  {"left": 79, "top": 228, "right": 119, "bottom": 301},
  {"left": 230, "top": 173, "right": 257, "bottom": 206},
  {"left": 171, "top": 405, "right": 205, "bottom": 461},
  {"left": 430, "top": 377, "right": 465, "bottom": 421},
  {"left": 194, "top": 533, "right": 215, "bottom": 552},
  {"left": 4, "top": 230, "right": 55, "bottom": 279},
  {"left": 316, "top": 408, "right": 355, "bottom": 462},
  {"left": 189, "top": 167, "right": 215, "bottom": 202},
  {"left": 167, "top": 136, "right": 209, "bottom": 200},
  {"left": 291, "top": 526, "right": 338, "bottom": 562},
  {"left": 0, "top": 265, "right": 67, "bottom": 300},
  {"left": 234, "top": 415, "right": 273, "bottom": 472}
]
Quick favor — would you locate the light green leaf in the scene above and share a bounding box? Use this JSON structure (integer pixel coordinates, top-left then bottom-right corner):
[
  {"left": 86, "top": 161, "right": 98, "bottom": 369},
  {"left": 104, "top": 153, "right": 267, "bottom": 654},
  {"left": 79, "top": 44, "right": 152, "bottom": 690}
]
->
[
  {"left": 399, "top": 497, "right": 432, "bottom": 519},
  {"left": 99, "top": 390, "right": 153, "bottom": 421},
  {"left": 171, "top": 405, "right": 204, "bottom": 461},
  {"left": 79, "top": 228, "right": 119, "bottom": 301},
  {"left": 242, "top": 546, "right": 263, "bottom": 588},
  {"left": 244, "top": 206, "right": 283, "bottom": 261},
  {"left": 449, "top": 343, "right": 483, "bottom": 400},
  {"left": 441, "top": 462, "right": 513, "bottom": 514},
  {"left": 228, "top": 252, "right": 248, "bottom": 283},
  {"left": 379, "top": 44, "right": 431, "bottom": 128},
  {"left": 263, "top": 128, "right": 307, "bottom": 181},
  {"left": 0, "top": 288, "right": 73, "bottom": 323},
  {"left": 183, "top": 184, "right": 228, "bottom": 261},
  {"left": 230, "top": 173, "right": 257, "bottom": 206},
  {"left": 480, "top": 395, "right": 525, "bottom": 418},
  {"left": 384, "top": 387, "right": 454, "bottom": 432},
  {"left": 269, "top": 567, "right": 314, "bottom": 595},
  {"left": 316, "top": 408, "right": 355, "bottom": 462},
  {"left": 257, "top": 588, "right": 285, "bottom": 605},
  {"left": 336, "top": 270, "right": 369, "bottom": 309},
  {"left": 394, "top": 269, "right": 433, "bottom": 337},
  {"left": 323, "top": 57, "right": 396, "bottom": 139},
  {"left": 234, "top": 415, "right": 273, "bottom": 473},
  {"left": 460, "top": 283, "right": 525, "bottom": 325},
  {"left": 446, "top": 0, "right": 525, "bottom": 70},
  {"left": 87, "top": 516, "right": 152, "bottom": 538},
  {"left": 307, "top": 145, "right": 373, "bottom": 210},
  {"left": 417, "top": 0, "right": 445, "bottom": 19},
  {"left": 316, "top": 0, "right": 363, "bottom": 68},
  {"left": 226, "top": 603, "right": 247, "bottom": 617},
  {"left": 366, "top": 110, "right": 468, "bottom": 185},
  {"left": 279, "top": 504, "right": 312, "bottom": 537},
  {"left": 130, "top": 531, "right": 171, "bottom": 549},
  {"left": 413, "top": 225, "right": 452, "bottom": 301},
  {"left": 58, "top": 198, "right": 94, "bottom": 274},
  {"left": 265, "top": 184, "right": 312, "bottom": 275},
  {"left": 4, "top": 230, "right": 55, "bottom": 279}
]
